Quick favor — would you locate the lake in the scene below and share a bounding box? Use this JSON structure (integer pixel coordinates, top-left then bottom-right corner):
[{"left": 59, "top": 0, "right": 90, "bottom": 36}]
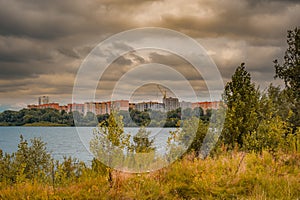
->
[{"left": 0, "top": 127, "right": 174, "bottom": 164}]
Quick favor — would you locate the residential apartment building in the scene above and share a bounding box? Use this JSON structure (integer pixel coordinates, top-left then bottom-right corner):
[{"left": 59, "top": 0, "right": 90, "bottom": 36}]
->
[
  {"left": 38, "top": 96, "right": 49, "bottom": 105},
  {"left": 192, "top": 101, "right": 221, "bottom": 113},
  {"left": 67, "top": 103, "right": 84, "bottom": 114},
  {"left": 135, "top": 101, "right": 164, "bottom": 112},
  {"left": 163, "top": 97, "right": 180, "bottom": 112}
]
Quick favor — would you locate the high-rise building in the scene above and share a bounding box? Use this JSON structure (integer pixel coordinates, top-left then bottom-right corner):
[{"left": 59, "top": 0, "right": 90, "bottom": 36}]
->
[
  {"left": 84, "top": 102, "right": 95, "bottom": 115},
  {"left": 163, "top": 97, "right": 180, "bottom": 112},
  {"left": 67, "top": 103, "right": 84, "bottom": 114},
  {"left": 38, "top": 103, "right": 59, "bottom": 110},
  {"left": 112, "top": 100, "right": 129, "bottom": 111},
  {"left": 135, "top": 101, "right": 164, "bottom": 112},
  {"left": 38, "top": 96, "right": 49, "bottom": 105}
]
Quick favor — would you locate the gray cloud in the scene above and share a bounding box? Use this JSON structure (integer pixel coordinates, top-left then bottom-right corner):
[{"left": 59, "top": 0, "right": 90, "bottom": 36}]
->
[
  {"left": 246, "top": 0, "right": 300, "bottom": 6},
  {"left": 0, "top": 36, "right": 54, "bottom": 62},
  {"left": 0, "top": 0, "right": 155, "bottom": 39},
  {"left": 0, "top": 0, "right": 299, "bottom": 109},
  {"left": 154, "top": 1, "right": 299, "bottom": 45},
  {"left": 57, "top": 48, "right": 81, "bottom": 59}
]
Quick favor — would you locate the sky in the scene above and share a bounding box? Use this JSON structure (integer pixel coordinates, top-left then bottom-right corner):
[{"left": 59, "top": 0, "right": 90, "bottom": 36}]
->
[{"left": 0, "top": 0, "right": 299, "bottom": 111}]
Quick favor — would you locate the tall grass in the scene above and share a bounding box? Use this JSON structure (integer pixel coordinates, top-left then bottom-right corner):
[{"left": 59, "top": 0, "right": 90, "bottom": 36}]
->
[{"left": 0, "top": 151, "right": 299, "bottom": 199}]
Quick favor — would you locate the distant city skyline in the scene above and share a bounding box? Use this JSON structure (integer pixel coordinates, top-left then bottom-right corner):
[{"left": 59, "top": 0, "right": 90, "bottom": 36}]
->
[{"left": 26, "top": 96, "right": 221, "bottom": 116}]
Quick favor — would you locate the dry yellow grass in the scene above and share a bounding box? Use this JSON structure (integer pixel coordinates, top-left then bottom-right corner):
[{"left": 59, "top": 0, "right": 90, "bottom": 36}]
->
[{"left": 0, "top": 151, "right": 299, "bottom": 199}]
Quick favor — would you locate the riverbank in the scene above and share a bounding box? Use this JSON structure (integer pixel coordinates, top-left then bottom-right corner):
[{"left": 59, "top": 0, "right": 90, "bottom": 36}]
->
[
  {"left": 0, "top": 122, "right": 70, "bottom": 127},
  {"left": 23, "top": 122, "right": 69, "bottom": 127}
]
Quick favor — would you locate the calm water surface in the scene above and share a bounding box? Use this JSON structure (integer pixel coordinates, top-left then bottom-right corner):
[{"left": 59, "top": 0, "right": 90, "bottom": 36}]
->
[{"left": 0, "top": 127, "right": 173, "bottom": 164}]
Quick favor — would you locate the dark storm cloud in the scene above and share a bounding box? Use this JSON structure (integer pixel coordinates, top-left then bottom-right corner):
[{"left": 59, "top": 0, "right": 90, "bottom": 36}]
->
[
  {"left": 57, "top": 48, "right": 80, "bottom": 59},
  {"left": 155, "top": 1, "right": 299, "bottom": 45},
  {"left": 99, "top": 50, "right": 204, "bottom": 83},
  {"left": 0, "top": 36, "right": 54, "bottom": 62},
  {"left": 0, "top": 61, "right": 39, "bottom": 79},
  {"left": 100, "top": 0, "right": 162, "bottom": 9},
  {"left": 0, "top": 82, "right": 28, "bottom": 93},
  {"left": 0, "top": 0, "right": 157, "bottom": 39},
  {"left": 99, "top": 52, "right": 146, "bottom": 82},
  {"left": 148, "top": 52, "right": 204, "bottom": 81},
  {"left": 0, "top": 1, "right": 77, "bottom": 39},
  {"left": 246, "top": 0, "right": 300, "bottom": 6}
]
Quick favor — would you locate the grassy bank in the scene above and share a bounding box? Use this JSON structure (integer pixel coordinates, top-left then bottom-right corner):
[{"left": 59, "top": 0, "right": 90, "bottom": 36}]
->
[
  {"left": 0, "top": 151, "right": 299, "bottom": 199},
  {"left": 23, "top": 122, "right": 68, "bottom": 127}
]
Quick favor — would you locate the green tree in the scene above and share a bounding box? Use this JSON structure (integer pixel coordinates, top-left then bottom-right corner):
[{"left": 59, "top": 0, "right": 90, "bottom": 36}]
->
[
  {"left": 14, "top": 135, "right": 52, "bottom": 180},
  {"left": 126, "top": 127, "right": 156, "bottom": 172},
  {"left": 131, "top": 127, "right": 155, "bottom": 153},
  {"left": 274, "top": 27, "right": 300, "bottom": 131},
  {"left": 167, "top": 117, "right": 208, "bottom": 160},
  {"left": 0, "top": 150, "right": 17, "bottom": 183},
  {"left": 222, "top": 63, "right": 260, "bottom": 149},
  {"left": 237, "top": 82, "right": 297, "bottom": 154},
  {"left": 183, "top": 117, "right": 208, "bottom": 156},
  {"left": 243, "top": 116, "right": 290, "bottom": 154},
  {"left": 182, "top": 108, "right": 192, "bottom": 120},
  {"left": 90, "top": 111, "right": 130, "bottom": 185},
  {"left": 264, "top": 84, "right": 292, "bottom": 120},
  {"left": 193, "top": 107, "right": 204, "bottom": 118},
  {"left": 129, "top": 109, "right": 151, "bottom": 126}
]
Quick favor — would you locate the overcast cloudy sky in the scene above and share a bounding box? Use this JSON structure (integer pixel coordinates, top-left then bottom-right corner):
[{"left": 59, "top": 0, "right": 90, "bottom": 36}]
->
[{"left": 0, "top": 0, "right": 299, "bottom": 111}]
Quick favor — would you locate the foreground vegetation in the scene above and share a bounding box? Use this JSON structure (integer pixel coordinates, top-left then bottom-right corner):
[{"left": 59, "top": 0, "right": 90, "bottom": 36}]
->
[{"left": 0, "top": 142, "right": 299, "bottom": 199}]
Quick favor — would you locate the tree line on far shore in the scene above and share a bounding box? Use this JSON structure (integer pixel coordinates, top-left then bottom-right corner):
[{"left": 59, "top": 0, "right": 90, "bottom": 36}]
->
[{"left": 0, "top": 106, "right": 213, "bottom": 127}]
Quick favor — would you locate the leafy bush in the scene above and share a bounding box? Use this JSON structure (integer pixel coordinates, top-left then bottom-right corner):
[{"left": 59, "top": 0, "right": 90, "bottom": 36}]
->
[{"left": 0, "top": 135, "right": 52, "bottom": 183}]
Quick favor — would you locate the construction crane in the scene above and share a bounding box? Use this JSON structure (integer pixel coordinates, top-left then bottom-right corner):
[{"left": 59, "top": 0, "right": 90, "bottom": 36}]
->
[{"left": 157, "top": 84, "right": 167, "bottom": 99}]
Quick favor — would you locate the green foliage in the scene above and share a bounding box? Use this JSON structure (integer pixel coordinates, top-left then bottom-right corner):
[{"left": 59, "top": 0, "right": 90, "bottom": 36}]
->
[
  {"left": 0, "top": 108, "right": 74, "bottom": 126},
  {"left": 1, "top": 135, "right": 300, "bottom": 199},
  {"left": 221, "top": 64, "right": 297, "bottom": 153},
  {"left": 74, "top": 111, "right": 98, "bottom": 126},
  {"left": 0, "top": 135, "right": 52, "bottom": 183},
  {"left": 167, "top": 117, "right": 209, "bottom": 160},
  {"left": 192, "top": 107, "right": 204, "bottom": 118},
  {"left": 129, "top": 109, "right": 151, "bottom": 126},
  {"left": 91, "top": 158, "right": 108, "bottom": 176},
  {"left": 239, "top": 84, "right": 294, "bottom": 153},
  {"left": 123, "top": 126, "right": 158, "bottom": 172},
  {"left": 118, "top": 107, "right": 210, "bottom": 128},
  {"left": 242, "top": 116, "right": 291, "bottom": 153},
  {"left": 4, "top": 151, "right": 300, "bottom": 199},
  {"left": 222, "top": 63, "right": 260, "bottom": 149},
  {"left": 54, "top": 157, "right": 86, "bottom": 185},
  {"left": 130, "top": 126, "right": 155, "bottom": 153},
  {"left": 90, "top": 111, "right": 130, "bottom": 170},
  {"left": 90, "top": 114, "right": 159, "bottom": 173},
  {"left": 0, "top": 107, "right": 214, "bottom": 127},
  {"left": 263, "top": 84, "right": 292, "bottom": 120},
  {"left": 0, "top": 151, "right": 17, "bottom": 183},
  {"left": 274, "top": 27, "right": 300, "bottom": 130},
  {"left": 274, "top": 27, "right": 300, "bottom": 97},
  {"left": 182, "top": 117, "right": 209, "bottom": 156},
  {"left": 16, "top": 136, "right": 52, "bottom": 180}
]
